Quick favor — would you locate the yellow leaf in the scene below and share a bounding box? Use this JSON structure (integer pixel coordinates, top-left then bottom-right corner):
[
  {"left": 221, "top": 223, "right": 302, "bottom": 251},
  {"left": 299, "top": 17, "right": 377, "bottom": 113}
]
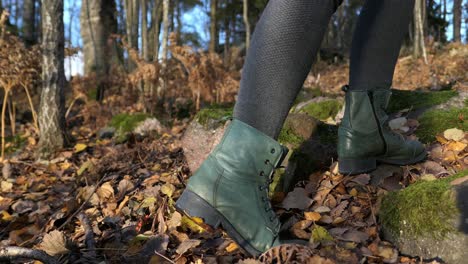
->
[
  {"left": 0, "top": 210, "right": 13, "bottom": 221},
  {"left": 436, "top": 135, "right": 448, "bottom": 144},
  {"left": 74, "top": 143, "right": 87, "bottom": 153},
  {"left": 446, "top": 141, "right": 467, "bottom": 152},
  {"left": 349, "top": 188, "right": 358, "bottom": 197},
  {"left": 181, "top": 216, "right": 206, "bottom": 233},
  {"left": 304, "top": 212, "right": 321, "bottom": 222},
  {"left": 161, "top": 183, "right": 175, "bottom": 197},
  {"left": 225, "top": 242, "right": 239, "bottom": 252}
]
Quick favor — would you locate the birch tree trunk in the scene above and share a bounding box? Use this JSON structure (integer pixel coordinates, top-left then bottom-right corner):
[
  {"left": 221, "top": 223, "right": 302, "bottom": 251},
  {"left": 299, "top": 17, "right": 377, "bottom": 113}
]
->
[
  {"left": 159, "top": 0, "right": 169, "bottom": 98},
  {"left": 38, "top": 0, "right": 68, "bottom": 157},
  {"left": 243, "top": 0, "right": 250, "bottom": 51},
  {"left": 413, "top": 0, "right": 427, "bottom": 64}
]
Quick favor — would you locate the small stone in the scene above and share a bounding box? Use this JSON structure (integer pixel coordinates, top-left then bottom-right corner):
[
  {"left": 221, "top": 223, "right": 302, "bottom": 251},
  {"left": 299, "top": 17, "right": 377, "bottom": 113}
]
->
[
  {"left": 98, "top": 127, "right": 116, "bottom": 139},
  {"left": 389, "top": 117, "right": 407, "bottom": 131}
]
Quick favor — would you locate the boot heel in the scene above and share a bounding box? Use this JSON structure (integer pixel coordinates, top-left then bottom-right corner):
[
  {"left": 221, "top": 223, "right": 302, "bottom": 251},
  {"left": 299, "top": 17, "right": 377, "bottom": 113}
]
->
[
  {"left": 175, "top": 189, "right": 223, "bottom": 229},
  {"left": 339, "top": 158, "right": 377, "bottom": 175}
]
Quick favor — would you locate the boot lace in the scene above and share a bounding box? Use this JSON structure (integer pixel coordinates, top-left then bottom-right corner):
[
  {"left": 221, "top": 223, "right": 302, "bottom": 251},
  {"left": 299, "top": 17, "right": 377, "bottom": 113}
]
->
[{"left": 258, "top": 157, "right": 280, "bottom": 225}]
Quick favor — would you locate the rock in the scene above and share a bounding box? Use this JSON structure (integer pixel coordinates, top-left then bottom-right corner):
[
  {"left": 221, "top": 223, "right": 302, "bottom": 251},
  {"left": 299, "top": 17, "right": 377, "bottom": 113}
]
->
[
  {"left": 379, "top": 171, "right": 468, "bottom": 264},
  {"left": 98, "top": 127, "right": 116, "bottom": 139},
  {"left": 293, "top": 97, "right": 344, "bottom": 123},
  {"left": 181, "top": 106, "right": 232, "bottom": 173},
  {"left": 134, "top": 118, "right": 164, "bottom": 135}
]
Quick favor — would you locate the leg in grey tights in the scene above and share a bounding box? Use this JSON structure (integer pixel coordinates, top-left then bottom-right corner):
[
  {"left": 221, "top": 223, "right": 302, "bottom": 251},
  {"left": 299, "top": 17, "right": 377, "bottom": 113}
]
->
[{"left": 234, "top": 0, "right": 414, "bottom": 139}]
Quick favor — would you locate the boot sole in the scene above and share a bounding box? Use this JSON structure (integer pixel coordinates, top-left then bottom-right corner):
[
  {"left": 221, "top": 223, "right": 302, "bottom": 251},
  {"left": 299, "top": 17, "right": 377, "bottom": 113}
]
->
[
  {"left": 339, "top": 150, "right": 427, "bottom": 175},
  {"left": 175, "top": 189, "right": 262, "bottom": 257}
]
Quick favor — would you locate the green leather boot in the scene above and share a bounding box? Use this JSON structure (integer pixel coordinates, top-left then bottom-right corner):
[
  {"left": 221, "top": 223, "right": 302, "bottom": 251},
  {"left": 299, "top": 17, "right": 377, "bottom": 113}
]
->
[
  {"left": 338, "top": 87, "right": 427, "bottom": 174},
  {"left": 175, "top": 119, "right": 293, "bottom": 256}
]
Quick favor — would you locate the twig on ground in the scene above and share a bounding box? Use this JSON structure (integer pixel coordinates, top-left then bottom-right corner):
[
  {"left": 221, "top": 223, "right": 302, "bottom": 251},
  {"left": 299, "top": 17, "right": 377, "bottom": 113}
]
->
[
  {"left": 77, "top": 212, "right": 96, "bottom": 258},
  {"left": 0, "top": 246, "right": 58, "bottom": 264}
]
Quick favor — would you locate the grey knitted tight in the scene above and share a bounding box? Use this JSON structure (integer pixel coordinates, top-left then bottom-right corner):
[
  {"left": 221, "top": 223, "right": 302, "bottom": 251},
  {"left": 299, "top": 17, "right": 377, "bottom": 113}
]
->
[{"left": 233, "top": 0, "right": 415, "bottom": 139}]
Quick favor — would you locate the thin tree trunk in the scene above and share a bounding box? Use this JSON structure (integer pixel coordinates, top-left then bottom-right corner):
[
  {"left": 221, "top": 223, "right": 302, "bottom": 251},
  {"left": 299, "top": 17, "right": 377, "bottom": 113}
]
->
[
  {"left": 223, "top": 4, "right": 231, "bottom": 68},
  {"left": 38, "top": 0, "right": 69, "bottom": 157},
  {"left": 22, "top": 0, "right": 36, "bottom": 46},
  {"left": 453, "top": 0, "right": 462, "bottom": 42},
  {"left": 413, "top": 0, "right": 427, "bottom": 64},
  {"left": 141, "top": 0, "right": 149, "bottom": 61},
  {"left": 243, "top": 0, "right": 250, "bottom": 51},
  {"left": 152, "top": 0, "right": 162, "bottom": 61},
  {"left": 209, "top": 0, "right": 217, "bottom": 53},
  {"left": 159, "top": 0, "right": 169, "bottom": 98}
]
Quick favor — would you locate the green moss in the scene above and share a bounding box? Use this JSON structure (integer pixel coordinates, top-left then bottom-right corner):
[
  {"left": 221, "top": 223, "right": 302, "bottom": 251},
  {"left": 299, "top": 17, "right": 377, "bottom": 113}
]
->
[
  {"left": 388, "top": 89, "right": 457, "bottom": 113},
  {"left": 380, "top": 170, "right": 468, "bottom": 239},
  {"left": 278, "top": 125, "right": 305, "bottom": 148},
  {"left": 416, "top": 107, "right": 468, "bottom": 142},
  {"left": 300, "top": 100, "right": 343, "bottom": 121},
  {"left": 195, "top": 104, "right": 233, "bottom": 128},
  {"left": 110, "top": 113, "right": 150, "bottom": 142}
]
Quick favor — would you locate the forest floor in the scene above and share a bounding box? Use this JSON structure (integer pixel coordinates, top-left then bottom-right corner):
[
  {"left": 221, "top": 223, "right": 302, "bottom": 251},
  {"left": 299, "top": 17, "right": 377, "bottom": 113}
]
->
[{"left": 0, "top": 43, "right": 467, "bottom": 264}]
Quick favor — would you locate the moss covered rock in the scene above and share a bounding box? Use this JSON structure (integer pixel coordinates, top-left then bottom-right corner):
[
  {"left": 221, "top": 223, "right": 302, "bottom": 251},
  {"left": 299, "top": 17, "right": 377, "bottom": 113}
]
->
[
  {"left": 416, "top": 107, "right": 468, "bottom": 142},
  {"left": 296, "top": 98, "right": 343, "bottom": 121},
  {"left": 194, "top": 104, "right": 233, "bottom": 130},
  {"left": 109, "top": 113, "right": 151, "bottom": 142},
  {"left": 379, "top": 171, "right": 468, "bottom": 263},
  {"left": 388, "top": 89, "right": 457, "bottom": 113}
]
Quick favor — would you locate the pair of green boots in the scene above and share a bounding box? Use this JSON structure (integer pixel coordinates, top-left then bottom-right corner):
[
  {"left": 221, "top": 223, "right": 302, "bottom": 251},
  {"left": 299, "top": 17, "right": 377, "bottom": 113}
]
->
[{"left": 175, "top": 88, "right": 426, "bottom": 256}]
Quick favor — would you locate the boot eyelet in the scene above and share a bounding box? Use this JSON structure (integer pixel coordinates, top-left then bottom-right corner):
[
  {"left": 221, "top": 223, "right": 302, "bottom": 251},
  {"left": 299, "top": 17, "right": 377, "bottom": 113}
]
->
[
  {"left": 265, "top": 159, "right": 270, "bottom": 165},
  {"left": 262, "top": 197, "right": 267, "bottom": 202},
  {"left": 270, "top": 148, "right": 276, "bottom": 154},
  {"left": 259, "top": 171, "right": 265, "bottom": 176},
  {"left": 269, "top": 216, "right": 275, "bottom": 222},
  {"left": 259, "top": 185, "right": 263, "bottom": 191}
]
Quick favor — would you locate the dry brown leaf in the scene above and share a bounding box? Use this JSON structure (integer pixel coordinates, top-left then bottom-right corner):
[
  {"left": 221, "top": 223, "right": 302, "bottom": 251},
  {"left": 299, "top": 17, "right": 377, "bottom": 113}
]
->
[
  {"left": 38, "top": 230, "right": 70, "bottom": 256},
  {"left": 97, "top": 182, "right": 114, "bottom": 200},
  {"left": 280, "top": 187, "right": 314, "bottom": 210},
  {"left": 225, "top": 242, "right": 239, "bottom": 252},
  {"left": 118, "top": 178, "right": 135, "bottom": 196},
  {"left": 176, "top": 239, "right": 201, "bottom": 255}
]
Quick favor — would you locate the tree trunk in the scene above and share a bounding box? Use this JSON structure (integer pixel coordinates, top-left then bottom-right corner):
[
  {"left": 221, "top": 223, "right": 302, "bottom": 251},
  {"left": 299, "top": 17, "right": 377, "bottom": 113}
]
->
[
  {"left": 413, "top": 0, "right": 427, "bottom": 63},
  {"left": 209, "top": 0, "right": 217, "bottom": 53},
  {"left": 243, "top": 0, "right": 250, "bottom": 51},
  {"left": 175, "top": 0, "right": 182, "bottom": 44},
  {"left": 141, "top": 0, "right": 149, "bottom": 61},
  {"left": 152, "top": 0, "right": 162, "bottom": 61},
  {"left": 159, "top": 0, "right": 169, "bottom": 97},
  {"left": 38, "top": 0, "right": 68, "bottom": 157},
  {"left": 80, "top": 0, "right": 118, "bottom": 101},
  {"left": 453, "top": 0, "right": 462, "bottom": 42},
  {"left": 124, "top": 0, "right": 140, "bottom": 70},
  {"left": 22, "top": 0, "right": 36, "bottom": 46},
  {"left": 223, "top": 4, "right": 231, "bottom": 68}
]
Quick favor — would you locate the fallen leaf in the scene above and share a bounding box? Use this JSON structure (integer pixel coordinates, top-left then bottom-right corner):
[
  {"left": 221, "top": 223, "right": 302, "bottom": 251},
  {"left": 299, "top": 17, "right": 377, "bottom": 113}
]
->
[
  {"left": 351, "top": 174, "right": 370, "bottom": 185},
  {"left": 176, "top": 239, "right": 201, "bottom": 255},
  {"left": 280, "top": 188, "right": 314, "bottom": 210},
  {"left": 420, "top": 174, "right": 437, "bottom": 181},
  {"left": 310, "top": 225, "right": 334, "bottom": 244},
  {"left": 97, "top": 182, "right": 114, "bottom": 200},
  {"left": 161, "top": 183, "right": 175, "bottom": 198},
  {"left": 118, "top": 178, "right": 135, "bottom": 196},
  {"left": 167, "top": 211, "right": 182, "bottom": 229},
  {"left": 225, "top": 242, "right": 239, "bottom": 252},
  {"left": 446, "top": 141, "right": 467, "bottom": 152},
  {"left": 74, "top": 143, "right": 87, "bottom": 153},
  {"left": 340, "top": 230, "right": 369, "bottom": 243},
  {"left": 443, "top": 128, "right": 464, "bottom": 141},
  {"left": 38, "top": 230, "right": 70, "bottom": 256},
  {"left": 1, "top": 181, "right": 13, "bottom": 192},
  {"left": 304, "top": 212, "right": 321, "bottom": 221},
  {"left": 422, "top": 160, "right": 448, "bottom": 176}
]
